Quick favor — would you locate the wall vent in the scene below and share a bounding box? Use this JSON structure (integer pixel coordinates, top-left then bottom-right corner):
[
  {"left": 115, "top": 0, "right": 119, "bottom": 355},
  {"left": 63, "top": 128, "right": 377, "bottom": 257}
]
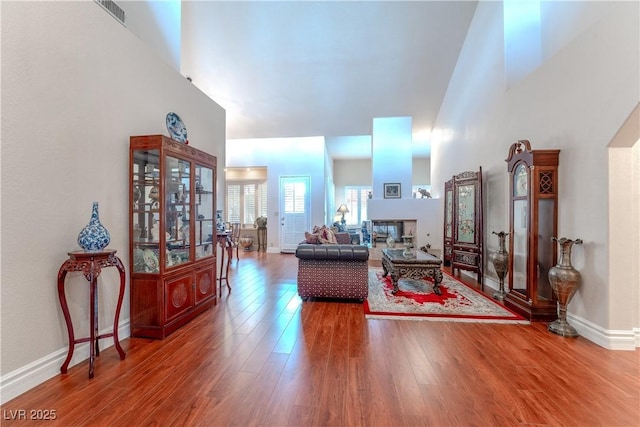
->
[{"left": 95, "top": 0, "right": 126, "bottom": 26}]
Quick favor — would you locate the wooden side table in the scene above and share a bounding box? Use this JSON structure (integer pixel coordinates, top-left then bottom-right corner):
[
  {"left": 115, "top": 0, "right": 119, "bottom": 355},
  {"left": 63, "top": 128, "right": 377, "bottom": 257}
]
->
[
  {"left": 216, "top": 232, "right": 232, "bottom": 296},
  {"left": 57, "top": 249, "right": 126, "bottom": 378}
]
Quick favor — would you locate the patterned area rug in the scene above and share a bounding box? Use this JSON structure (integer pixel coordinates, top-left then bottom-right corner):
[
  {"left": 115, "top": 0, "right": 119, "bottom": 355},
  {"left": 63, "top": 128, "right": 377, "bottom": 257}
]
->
[{"left": 364, "top": 269, "right": 528, "bottom": 323}]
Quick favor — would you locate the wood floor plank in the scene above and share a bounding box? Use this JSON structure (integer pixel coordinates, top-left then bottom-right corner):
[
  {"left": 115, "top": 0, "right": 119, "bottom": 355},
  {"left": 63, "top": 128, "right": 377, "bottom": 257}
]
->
[
  {"left": 271, "top": 304, "right": 303, "bottom": 354},
  {"left": 345, "top": 356, "right": 371, "bottom": 427},
  {"left": 1, "top": 253, "right": 638, "bottom": 426}
]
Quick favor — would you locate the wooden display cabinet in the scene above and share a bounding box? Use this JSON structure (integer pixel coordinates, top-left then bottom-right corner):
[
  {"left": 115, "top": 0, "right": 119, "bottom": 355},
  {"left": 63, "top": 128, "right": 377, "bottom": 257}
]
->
[
  {"left": 505, "top": 140, "right": 560, "bottom": 321},
  {"left": 129, "top": 135, "right": 217, "bottom": 339}
]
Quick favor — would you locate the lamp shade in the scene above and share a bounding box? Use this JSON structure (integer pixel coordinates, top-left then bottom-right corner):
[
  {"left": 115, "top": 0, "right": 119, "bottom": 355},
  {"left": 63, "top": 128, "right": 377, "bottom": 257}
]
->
[{"left": 337, "top": 204, "right": 349, "bottom": 214}]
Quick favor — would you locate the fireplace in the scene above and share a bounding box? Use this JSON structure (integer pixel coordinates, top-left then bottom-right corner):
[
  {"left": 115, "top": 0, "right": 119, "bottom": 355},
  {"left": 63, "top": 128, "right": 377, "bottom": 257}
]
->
[{"left": 371, "top": 220, "right": 404, "bottom": 242}]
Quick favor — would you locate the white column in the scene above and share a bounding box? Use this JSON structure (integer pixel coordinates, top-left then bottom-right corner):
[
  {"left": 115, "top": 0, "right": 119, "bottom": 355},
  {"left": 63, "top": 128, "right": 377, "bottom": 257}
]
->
[{"left": 371, "top": 116, "right": 413, "bottom": 199}]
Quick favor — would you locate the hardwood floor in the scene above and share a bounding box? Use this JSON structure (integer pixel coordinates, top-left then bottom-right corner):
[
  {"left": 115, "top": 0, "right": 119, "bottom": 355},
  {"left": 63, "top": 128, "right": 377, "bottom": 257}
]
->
[{"left": 2, "top": 252, "right": 639, "bottom": 426}]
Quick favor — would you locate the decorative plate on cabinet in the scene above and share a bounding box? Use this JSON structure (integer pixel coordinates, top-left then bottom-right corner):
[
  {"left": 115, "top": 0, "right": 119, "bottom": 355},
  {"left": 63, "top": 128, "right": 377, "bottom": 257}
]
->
[
  {"left": 142, "top": 249, "right": 159, "bottom": 273},
  {"left": 133, "top": 186, "right": 142, "bottom": 204},
  {"left": 166, "top": 112, "right": 188, "bottom": 143}
]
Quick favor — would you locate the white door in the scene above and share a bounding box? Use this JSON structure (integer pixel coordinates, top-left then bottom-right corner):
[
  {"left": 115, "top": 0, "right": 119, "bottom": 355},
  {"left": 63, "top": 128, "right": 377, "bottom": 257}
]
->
[{"left": 279, "top": 176, "right": 310, "bottom": 253}]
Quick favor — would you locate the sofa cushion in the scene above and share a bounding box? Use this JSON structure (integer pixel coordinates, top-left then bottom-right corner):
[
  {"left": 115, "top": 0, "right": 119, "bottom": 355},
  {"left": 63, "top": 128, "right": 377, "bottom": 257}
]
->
[
  {"left": 295, "top": 244, "right": 369, "bottom": 261},
  {"left": 334, "top": 232, "right": 351, "bottom": 244}
]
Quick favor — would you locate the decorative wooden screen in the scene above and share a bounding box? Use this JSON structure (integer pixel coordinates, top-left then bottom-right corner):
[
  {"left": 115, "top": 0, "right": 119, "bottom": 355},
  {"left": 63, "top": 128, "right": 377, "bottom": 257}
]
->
[
  {"left": 443, "top": 179, "right": 453, "bottom": 266},
  {"left": 450, "top": 168, "right": 484, "bottom": 287}
]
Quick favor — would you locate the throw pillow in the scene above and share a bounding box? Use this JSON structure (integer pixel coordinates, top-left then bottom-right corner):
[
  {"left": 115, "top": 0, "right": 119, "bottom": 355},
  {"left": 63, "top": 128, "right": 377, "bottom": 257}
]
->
[
  {"left": 317, "top": 226, "right": 337, "bottom": 244},
  {"left": 306, "top": 225, "right": 341, "bottom": 244},
  {"left": 304, "top": 231, "right": 320, "bottom": 244}
]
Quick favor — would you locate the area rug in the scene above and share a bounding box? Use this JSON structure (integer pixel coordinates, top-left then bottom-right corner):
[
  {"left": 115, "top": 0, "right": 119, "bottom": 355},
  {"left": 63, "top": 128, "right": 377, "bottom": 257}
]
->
[{"left": 364, "top": 269, "right": 528, "bottom": 323}]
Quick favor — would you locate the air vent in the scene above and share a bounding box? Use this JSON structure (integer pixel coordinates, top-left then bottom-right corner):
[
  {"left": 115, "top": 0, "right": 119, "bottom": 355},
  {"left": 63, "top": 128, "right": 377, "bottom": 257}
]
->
[{"left": 95, "top": 0, "right": 126, "bottom": 26}]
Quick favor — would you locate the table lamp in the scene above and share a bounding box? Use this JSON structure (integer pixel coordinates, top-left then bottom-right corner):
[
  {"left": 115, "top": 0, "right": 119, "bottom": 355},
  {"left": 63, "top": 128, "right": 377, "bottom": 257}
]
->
[{"left": 337, "top": 204, "right": 349, "bottom": 226}]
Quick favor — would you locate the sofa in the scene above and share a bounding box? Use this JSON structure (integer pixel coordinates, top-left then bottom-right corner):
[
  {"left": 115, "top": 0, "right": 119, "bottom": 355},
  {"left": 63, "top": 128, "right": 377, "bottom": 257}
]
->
[{"left": 295, "top": 243, "right": 370, "bottom": 301}]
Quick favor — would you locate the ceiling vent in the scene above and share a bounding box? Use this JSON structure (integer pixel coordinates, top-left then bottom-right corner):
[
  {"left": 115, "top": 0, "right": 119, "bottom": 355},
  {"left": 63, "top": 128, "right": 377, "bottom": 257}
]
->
[{"left": 95, "top": 0, "right": 126, "bottom": 26}]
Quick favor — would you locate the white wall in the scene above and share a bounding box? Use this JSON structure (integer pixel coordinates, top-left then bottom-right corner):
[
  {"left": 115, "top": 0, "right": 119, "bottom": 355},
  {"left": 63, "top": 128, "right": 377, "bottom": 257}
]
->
[
  {"left": 333, "top": 159, "right": 372, "bottom": 207},
  {"left": 334, "top": 157, "right": 430, "bottom": 208},
  {"left": 412, "top": 158, "right": 431, "bottom": 186},
  {"left": 608, "top": 105, "right": 640, "bottom": 345},
  {"left": 432, "top": 1, "right": 639, "bottom": 343},
  {"left": 334, "top": 159, "right": 372, "bottom": 187},
  {"left": 0, "top": 1, "right": 225, "bottom": 401},
  {"left": 225, "top": 137, "right": 328, "bottom": 250},
  {"left": 371, "top": 117, "right": 413, "bottom": 199},
  {"left": 122, "top": 0, "right": 182, "bottom": 71},
  {"left": 323, "top": 146, "right": 335, "bottom": 225}
]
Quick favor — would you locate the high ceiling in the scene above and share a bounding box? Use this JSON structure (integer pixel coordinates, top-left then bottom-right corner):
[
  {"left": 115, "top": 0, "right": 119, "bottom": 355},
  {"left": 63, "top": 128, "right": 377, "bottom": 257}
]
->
[{"left": 180, "top": 1, "right": 478, "bottom": 159}]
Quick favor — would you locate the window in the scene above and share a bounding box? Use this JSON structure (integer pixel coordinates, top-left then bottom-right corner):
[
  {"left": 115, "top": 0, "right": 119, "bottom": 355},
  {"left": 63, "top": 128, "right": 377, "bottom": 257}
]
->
[
  {"left": 344, "top": 186, "right": 371, "bottom": 226},
  {"left": 226, "top": 181, "right": 267, "bottom": 228}
]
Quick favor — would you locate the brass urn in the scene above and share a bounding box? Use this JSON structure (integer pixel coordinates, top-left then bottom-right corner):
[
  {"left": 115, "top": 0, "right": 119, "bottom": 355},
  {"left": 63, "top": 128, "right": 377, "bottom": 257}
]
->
[
  {"left": 548, "top": 237, "right": 583, "bottom": 337},
  {"left": 401, "top": 235, "right": 414, "bottom": 257},
  {"left": 489, "top": 231, "right": 509, "bottom": 301},
  {"left": 239, "top": 236, "right": 254, "bottom": 251}
]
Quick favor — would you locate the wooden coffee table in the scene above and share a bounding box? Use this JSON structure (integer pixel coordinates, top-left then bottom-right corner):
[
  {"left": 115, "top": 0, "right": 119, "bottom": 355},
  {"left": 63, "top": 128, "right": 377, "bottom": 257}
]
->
[{"left": 381, "top": 249, "right": 444, "bottom": 295}]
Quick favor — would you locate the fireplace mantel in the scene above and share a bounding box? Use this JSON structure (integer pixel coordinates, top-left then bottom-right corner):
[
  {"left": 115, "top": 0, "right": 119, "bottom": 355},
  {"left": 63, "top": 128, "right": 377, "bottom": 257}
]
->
[{"left": 367, "top": 197, "right": 442, "bottom": 251}]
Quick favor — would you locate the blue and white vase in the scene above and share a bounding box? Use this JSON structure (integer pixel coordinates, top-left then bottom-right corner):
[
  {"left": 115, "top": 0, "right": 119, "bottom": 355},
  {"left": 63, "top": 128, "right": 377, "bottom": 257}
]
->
[{"left": 77, "top": 202, "right": 111, "bottom": 252}]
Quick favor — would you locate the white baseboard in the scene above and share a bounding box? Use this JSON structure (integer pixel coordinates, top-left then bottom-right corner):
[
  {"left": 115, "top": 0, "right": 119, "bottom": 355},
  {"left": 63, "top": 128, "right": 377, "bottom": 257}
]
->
[
  {"left": 481, "top": 275, "right": 638, "bottom": 351},
  {"left": 0, "top": 320, "right": 130, "bottom": 405},
  {"left": 568, "top": 314, "right": 639, "bottom": 351}
]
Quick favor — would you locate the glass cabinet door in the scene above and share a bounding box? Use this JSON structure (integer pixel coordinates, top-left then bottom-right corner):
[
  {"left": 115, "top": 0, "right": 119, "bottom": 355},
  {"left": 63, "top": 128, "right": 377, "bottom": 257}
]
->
[
  {"left": 455, "top": 184, "right": 476, "bottom": 244},
  {"left": 510, "top": 163, "right": 529, "bottom": 296},
  {"left": 194, "top": 164, "right": 215, "bottom": 259},
  {"left": 443, "top": 179, "right": 453, "bottom": 266},
  {"left": 445, "top": 188, "right": 453, "bottom": 240},
  {"left": 536, "top": 198, "right": 555, "bottom": 301},
  {"left": 165, "top": 156, "right": 191, "bottom": 268},
  {"left": 131, "top": 149, "right": 161, "bottom": 273}
]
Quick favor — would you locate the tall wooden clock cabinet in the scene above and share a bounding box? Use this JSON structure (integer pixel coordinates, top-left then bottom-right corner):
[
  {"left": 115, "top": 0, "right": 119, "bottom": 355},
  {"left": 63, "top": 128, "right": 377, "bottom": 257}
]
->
[
  {"left": 505, "top": 140, "right": 560, "bottom": 321},
  {"left": 129, "top": 135, "right": 217, "bottom": 339}
]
